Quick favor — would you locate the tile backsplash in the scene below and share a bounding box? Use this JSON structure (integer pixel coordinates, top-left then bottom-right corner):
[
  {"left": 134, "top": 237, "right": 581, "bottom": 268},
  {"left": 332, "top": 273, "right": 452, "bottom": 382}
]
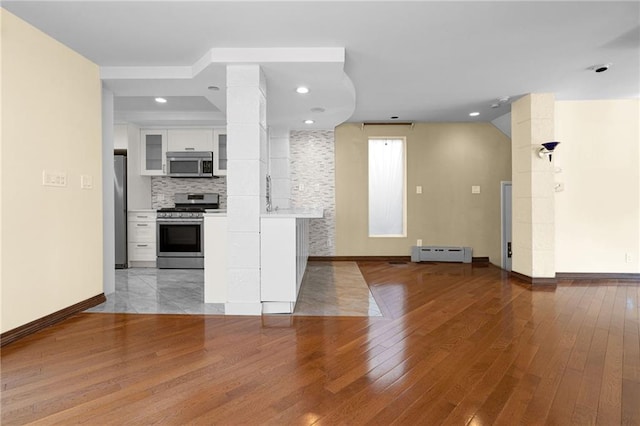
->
[
  {"left": 290, "top": 130, "right": 335, "bottom": 256},
  {"left": 151, "top": 176, "right": 227, "bottom": 209}
]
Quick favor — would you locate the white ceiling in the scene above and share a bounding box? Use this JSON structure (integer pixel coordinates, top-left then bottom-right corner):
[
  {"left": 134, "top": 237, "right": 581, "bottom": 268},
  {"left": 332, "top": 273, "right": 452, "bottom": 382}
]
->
[{"left": 4, "top": 1, "right": 639, "bottom": 130}]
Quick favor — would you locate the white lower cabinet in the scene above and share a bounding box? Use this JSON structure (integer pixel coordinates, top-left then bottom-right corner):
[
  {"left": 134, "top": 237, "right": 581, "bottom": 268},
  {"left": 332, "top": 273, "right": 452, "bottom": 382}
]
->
[
  {"left": 260, "top": 217, "right": 309, "bottom": 313},
  {"left": 128, "top": 210, "right": 157, "bottom": 267}
]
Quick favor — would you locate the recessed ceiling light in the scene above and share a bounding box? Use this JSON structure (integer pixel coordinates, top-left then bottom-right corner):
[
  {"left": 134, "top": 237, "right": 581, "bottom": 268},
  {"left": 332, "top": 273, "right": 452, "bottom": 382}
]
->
[
  {"left": 155, "top": 97, "right": 167, "bottom": 103},
  {"left": 490, "top": 103, "right": 500, "bottom": 109},
  {"left": 589, "top": 63, "right": 612, "bottom": 73},
  {"left": 207, "top": 86, "right": 220, "bottom": 91},
  {"left": 304, "top": 119, "right": 315, "bottom": 124},
  {"left": 469, "top": 112, "right": 480, "bottom": 117},
  {"left": 296, "top": 87, "right": 310, "bottom": 94}
]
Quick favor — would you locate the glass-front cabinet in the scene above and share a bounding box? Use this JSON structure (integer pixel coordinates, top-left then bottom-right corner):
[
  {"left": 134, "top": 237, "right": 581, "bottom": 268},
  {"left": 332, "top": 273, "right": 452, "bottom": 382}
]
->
[
  {"left": 213, "top": 129, "right": 227, "bottom": 176},
  {"left": 140, "top": 130, "right": 167, "bottom": 175}
]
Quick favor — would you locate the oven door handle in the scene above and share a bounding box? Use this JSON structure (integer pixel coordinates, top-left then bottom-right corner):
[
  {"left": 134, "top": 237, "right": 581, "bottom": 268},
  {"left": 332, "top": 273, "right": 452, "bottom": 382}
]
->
[{"left": 157, "top": 219, "right": 204, "bottom": 224}]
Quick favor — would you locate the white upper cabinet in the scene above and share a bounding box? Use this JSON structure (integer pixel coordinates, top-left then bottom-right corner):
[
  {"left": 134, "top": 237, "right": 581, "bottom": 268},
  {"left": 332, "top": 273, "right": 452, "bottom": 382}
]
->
[
  {"left": 213, "top": 129, "right": 227, "bottom": 176},
  {"left": 167, "top": 129, "right": 214, "bottom": 152},
  {"left": 140, "top": 130, "right": 167, "bottom": 176}
]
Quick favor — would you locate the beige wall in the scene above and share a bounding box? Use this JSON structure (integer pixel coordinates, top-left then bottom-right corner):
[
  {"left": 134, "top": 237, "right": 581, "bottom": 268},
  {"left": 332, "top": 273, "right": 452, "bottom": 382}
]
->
[
  {"left": 335, "top": 123, "right": 511, "bottom": 262},
  {"left": 555, "top": 99, "right": 640, "bottom": 273},
  {"left": 1, "top": 10, "right": 103, "bottom": 333}
]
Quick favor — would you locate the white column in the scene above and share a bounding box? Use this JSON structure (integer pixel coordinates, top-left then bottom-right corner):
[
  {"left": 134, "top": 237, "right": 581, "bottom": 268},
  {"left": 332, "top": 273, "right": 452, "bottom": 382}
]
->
[
  {"left": 269, "top": 128, "right": 291, "bottom": 210},
  {"left": 225, "top": 65, "right": 268, "bottom": 315},
  {"left": 511, "top": 93, "right": 556, "bottom": 280}
]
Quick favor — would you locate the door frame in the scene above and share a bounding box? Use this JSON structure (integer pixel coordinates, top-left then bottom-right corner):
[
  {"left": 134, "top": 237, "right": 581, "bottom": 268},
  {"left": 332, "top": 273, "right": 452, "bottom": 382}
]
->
[{"left": 500, "top": 181, "right": 512, "bottom": 271}]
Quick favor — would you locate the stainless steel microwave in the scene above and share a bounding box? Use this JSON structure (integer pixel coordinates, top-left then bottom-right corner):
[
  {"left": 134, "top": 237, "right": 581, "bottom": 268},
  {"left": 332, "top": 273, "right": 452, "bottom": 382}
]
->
[{"left": 166, "top": 151, "right": 214, "bottom": 178}]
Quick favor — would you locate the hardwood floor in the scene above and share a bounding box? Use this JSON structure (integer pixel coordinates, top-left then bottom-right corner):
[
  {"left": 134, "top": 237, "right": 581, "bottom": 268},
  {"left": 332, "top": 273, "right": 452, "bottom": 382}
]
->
[{"left": 2, "top": 262, "right": 639, "bottom": 425}]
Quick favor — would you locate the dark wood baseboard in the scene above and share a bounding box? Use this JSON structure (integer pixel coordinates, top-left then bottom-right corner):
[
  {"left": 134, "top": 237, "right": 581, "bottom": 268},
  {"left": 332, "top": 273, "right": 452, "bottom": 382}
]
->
[
  {"left": 556, "top": 272, "right": 640, "bottom": 280},
  {"left": 1, "top": 293, "right": 106, "bottom": 347},
  {"left": 510, "top": 271, "right": 558, "bottom": 287},
  {"left": 308, "top": 256, "right": 412, "bottom": 262}
]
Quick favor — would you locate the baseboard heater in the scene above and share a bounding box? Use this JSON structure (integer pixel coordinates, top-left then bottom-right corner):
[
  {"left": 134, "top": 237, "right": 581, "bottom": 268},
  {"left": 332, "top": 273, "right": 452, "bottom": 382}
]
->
[{"left": 411, "top": 246, "right": 472, "bottom": 263}]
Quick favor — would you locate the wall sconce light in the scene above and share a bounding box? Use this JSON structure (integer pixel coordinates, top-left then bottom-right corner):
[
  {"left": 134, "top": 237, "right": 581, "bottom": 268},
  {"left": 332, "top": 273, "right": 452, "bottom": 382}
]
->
[{"left": 538, "top": 141, "right": 560, "bottom": 162}]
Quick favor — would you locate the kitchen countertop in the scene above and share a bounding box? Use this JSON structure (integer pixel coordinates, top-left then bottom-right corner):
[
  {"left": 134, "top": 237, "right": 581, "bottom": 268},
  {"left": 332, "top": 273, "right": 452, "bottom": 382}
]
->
[
  {"left": 204, "top": 209, "right": 227, "bottom": 217},
  {"left": 261, "top": 207, "right": 324, "bottom": 218},
  {"left": 204, "top": 208, "right": 324, "bottom": 218}
]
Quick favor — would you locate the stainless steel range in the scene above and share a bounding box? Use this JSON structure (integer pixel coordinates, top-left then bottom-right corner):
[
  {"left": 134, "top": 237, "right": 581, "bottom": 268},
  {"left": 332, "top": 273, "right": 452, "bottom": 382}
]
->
[{"left": 157, "top": 193, "right": 219, "bottom": 269}]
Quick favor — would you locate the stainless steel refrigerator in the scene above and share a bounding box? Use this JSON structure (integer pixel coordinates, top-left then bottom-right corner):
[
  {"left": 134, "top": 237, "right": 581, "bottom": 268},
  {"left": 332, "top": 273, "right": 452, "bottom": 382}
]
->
[{"left": 114, "top": 153, "right": 127, "bottom": 268}]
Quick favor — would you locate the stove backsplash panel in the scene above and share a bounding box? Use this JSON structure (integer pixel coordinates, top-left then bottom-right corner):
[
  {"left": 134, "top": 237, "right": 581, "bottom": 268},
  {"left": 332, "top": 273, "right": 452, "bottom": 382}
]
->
[{"left": 151, "top": 176, "right": 227, "bottom": 210}]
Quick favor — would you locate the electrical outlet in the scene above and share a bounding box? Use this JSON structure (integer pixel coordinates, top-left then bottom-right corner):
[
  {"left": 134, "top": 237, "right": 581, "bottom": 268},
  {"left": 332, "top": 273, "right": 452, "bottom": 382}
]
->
[
  {"left": 42, "top": 170, "right": 67, "bottom": 187},
  {"left": 417, "top": 239, "right": 423, "bottom": 246},
  {"left": 626, "top": 253, "right": 632, "bottom": 263}
]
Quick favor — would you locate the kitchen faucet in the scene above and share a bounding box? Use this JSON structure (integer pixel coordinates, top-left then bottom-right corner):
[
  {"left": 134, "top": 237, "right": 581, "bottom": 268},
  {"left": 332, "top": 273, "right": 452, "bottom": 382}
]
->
[{"left": 266, "top": 174, "right": 273, "bottom": 212}]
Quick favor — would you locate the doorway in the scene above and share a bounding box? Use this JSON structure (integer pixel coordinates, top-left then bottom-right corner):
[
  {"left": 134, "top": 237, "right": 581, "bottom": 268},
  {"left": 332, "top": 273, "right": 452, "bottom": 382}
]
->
[{"left": 501, "top": 182, "right": 512, "bottom": 271}]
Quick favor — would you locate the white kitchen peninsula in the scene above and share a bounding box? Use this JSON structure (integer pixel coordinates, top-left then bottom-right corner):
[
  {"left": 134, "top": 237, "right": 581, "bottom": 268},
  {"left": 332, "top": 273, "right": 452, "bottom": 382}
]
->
[
  {"left": 260, "top": 208, "right": 324, "bottom": 313},
  {"left": 203, "top": 208, "right": 323, "bottom": 313}
]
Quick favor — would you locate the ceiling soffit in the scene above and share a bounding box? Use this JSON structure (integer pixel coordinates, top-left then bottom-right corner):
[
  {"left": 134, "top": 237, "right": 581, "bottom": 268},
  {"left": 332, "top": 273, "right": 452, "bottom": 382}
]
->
[{"left": 103, "top": 47, "right": 356, "bottom": 130}]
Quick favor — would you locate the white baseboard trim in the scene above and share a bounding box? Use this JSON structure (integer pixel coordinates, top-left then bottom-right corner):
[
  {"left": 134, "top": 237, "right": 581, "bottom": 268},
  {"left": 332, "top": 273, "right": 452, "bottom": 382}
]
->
[
  {"left": 262, "top": 301, "right": 294, "bottom": 314},
  {"left": 224, "top": 302, "right": 262, "bottom": 316}
]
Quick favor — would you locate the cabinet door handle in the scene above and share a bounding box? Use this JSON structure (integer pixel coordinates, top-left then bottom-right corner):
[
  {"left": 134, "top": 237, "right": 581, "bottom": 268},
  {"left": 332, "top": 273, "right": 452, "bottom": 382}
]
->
[
  {"left": 137, "top": 244, "right": 148, "bottom": 248},
  {"left": 136, "top": 216, "right": 148, "bottom": 219},
  {"left": 185, "top": 147, "right": 195, "bottom": 151},
  {"left": 137, "top": 223, "right": 148, "bottom": 227}
]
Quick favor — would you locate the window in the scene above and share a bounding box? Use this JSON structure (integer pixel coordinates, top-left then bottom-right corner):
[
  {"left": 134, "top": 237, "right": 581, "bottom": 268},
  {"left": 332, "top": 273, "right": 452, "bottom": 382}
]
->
[{"left": 368, "top": 138, "right": 406, "bottom": 237}]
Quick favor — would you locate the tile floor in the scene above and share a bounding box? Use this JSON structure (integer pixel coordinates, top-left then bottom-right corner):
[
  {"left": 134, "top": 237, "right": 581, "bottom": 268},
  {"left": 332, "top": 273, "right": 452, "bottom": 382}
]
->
[
  {"left": 294, "top": 262, "right": 382, "bottom": 316},
  {"left": 86, "top": 268, "right": 225, "bottom": 315},
  {"left": 87, "top": 262, "right": 382, "bottom": 317}
]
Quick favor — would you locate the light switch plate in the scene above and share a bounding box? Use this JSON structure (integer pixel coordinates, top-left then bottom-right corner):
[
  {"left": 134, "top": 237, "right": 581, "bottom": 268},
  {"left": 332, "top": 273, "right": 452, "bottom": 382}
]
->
[
  {"left": 472, "top": 185, "right": 481, "bottom": 194},
  {"left": 416, "top": 185, "right": 422, "bottom": 194},
  {"left": 81, "top": 175, "right": 93, "bottom": 189}
]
